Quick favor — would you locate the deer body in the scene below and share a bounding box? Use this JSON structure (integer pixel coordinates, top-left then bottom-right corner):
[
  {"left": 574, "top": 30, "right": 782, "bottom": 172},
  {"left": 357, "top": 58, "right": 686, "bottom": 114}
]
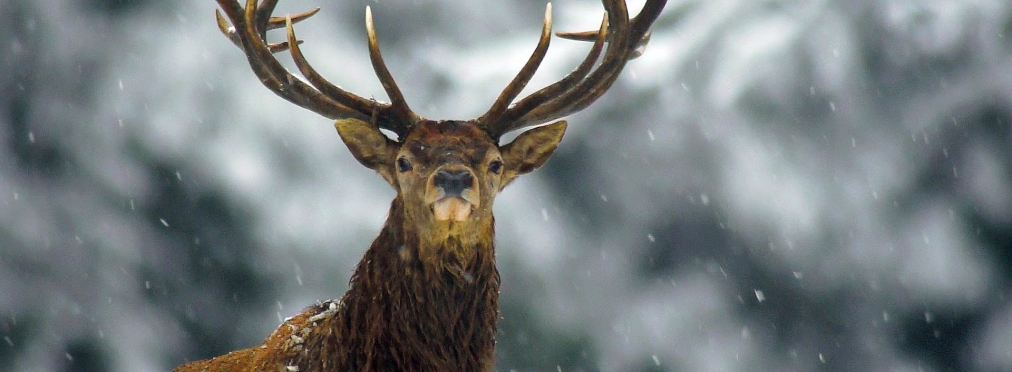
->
[
  {"left": 176, "top": 0, "right": 664, "bottom": 370},
  {"left": 175, "top": 197, "right": 500, "bottom": 371}
]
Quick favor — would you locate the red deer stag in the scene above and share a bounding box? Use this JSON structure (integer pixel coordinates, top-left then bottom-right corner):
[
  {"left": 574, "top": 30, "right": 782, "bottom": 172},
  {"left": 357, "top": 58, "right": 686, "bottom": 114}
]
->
[{"left": 174, "top": 0, "right": 665, "bottom": 370}]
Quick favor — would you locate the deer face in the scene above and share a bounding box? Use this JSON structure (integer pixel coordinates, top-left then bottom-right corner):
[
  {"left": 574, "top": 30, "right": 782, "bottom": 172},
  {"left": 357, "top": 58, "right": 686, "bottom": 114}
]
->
[{"left": 334, "top": 118, "right": 566, "bottom": 239}]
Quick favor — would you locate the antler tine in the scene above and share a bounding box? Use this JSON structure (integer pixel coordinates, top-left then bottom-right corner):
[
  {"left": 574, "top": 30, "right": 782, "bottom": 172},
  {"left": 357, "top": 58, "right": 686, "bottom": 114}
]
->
[
  {"left": 253, "top": 0, "right": 317, "bottom": 53},
  {"left": 478, "top": 3, "right": 554, "bottom": 129},
  {"left": 284, "top": 15, "right": 409, "bottom": 135},
  {"left": 267, "top": 7, "right": 320, "bottom": 31},
  {"left": 487, "top": 0, "right": 667, "bottom": 137},
  {"left": 215, "top": 9, "right": 242, "bottom": 47},
  {"left": 365, "top": 6, "right": 419, "bottom": 128},
  {"left": 215, "top": 0, "right": 423, "bottom": 136},
  {"left": 486, "top": 12, "right": 608, "bottom": 138},
  {"left": 511, "top": 0, "right": 632, "bottom": 127},
  {"left": 216, "top": 7, "right": 316, "bottom": 53},
  {"left": 255, "top": 0, "right": 280, "bottom": 32},
  {"left": 546, "top": 0, "right": 664, "bottom": 116},
  {"left": 215, "top": 0, "right": 367, "bottom": 121},
  {"left": 557, "top": 28, "right": 651, "bottom": 59}
]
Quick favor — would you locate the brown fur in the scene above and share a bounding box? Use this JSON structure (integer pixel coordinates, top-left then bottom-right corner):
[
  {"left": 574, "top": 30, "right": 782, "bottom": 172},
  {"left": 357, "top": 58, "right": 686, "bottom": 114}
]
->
[{"left": 174, "top": 197, "right": 500, "bottom": 372}]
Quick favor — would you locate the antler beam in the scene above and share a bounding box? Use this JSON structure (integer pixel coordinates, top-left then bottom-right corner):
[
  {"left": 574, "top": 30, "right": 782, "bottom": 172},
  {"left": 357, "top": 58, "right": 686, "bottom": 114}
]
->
[
  {"left": 215, "top": 0, "right": 418, "bottom": 137},
  {"left": 482, "top": 0, "right": 667, "bottom": 139}
]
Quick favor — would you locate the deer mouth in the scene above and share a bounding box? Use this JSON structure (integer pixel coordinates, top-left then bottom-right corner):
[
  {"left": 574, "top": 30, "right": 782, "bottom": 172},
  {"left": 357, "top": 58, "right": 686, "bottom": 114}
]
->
[{"left": 431, "top": 197, "right": 473, "bottom": 222}]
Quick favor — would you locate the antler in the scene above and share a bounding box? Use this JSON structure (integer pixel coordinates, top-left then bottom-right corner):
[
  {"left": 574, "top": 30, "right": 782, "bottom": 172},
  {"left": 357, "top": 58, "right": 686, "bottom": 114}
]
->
[
  {"left": 480, "top": 0, "right": 667, "bottom": 140},
  {"left": 214, "top": 0, "right": 418, "bottom": 137},
  {"left": 215, "top": 0, "right": 666, "bottom": 140}
]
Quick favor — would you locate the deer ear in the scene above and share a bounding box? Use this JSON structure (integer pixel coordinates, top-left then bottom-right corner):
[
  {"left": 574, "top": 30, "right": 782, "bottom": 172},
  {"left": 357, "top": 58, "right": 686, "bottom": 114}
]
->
[
  {"left": 499, "top": 120, "right": 567, "bottom": 188},
  {"left": 335, "top": 118, "right": 397, "bottom": 184}
]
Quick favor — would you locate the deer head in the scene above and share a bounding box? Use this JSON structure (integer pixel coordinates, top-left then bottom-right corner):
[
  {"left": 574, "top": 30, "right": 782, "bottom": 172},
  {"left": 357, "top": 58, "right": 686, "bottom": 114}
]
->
[{"left": 213, "top": 0, "right": 664, "bottom": 256}]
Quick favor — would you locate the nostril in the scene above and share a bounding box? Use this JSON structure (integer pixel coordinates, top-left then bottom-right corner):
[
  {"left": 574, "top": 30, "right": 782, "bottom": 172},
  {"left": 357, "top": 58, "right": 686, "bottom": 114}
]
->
[
  {"left": 434, "top": 170, "right": 473, "bottom": 196},
  {"left": 433, "top": 170, "right": 451, "bottom": 186}
]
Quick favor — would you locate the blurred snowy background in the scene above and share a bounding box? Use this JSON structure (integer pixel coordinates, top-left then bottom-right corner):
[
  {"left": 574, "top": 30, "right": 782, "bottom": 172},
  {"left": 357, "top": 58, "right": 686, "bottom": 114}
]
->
[{"left": 2, "top": 0, "right": 1011, "bottom": 371}]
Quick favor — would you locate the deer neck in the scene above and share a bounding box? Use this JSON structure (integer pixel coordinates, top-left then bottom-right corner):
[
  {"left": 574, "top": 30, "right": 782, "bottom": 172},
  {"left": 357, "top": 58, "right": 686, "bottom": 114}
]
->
[{"left": 335, "top": 197, "right": 500, "bottom": 369}]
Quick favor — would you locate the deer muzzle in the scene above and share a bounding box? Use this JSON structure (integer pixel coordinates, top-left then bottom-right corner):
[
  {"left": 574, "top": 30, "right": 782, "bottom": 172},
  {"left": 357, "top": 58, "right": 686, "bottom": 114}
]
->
[{"left": 426, "top": 167, "right": 480, "bottom": 221}]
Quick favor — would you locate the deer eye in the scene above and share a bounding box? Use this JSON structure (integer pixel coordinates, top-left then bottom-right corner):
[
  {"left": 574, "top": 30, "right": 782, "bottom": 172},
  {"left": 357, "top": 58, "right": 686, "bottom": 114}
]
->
[
  {"left": 488, "top": 159, "right": 503, "bottom": 174},
  {"left": 396, "top": 157, "right": 412, "bottom": 172}
]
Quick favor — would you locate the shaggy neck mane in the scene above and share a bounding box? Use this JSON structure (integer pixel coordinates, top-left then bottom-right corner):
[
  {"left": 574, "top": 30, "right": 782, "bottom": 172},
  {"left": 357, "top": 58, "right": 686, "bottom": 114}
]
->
[{"left": 326, "top": 197, "right": 501, "bottom": 370}]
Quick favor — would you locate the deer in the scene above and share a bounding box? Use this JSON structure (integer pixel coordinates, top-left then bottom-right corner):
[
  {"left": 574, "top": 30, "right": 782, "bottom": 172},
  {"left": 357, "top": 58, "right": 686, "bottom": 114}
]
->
[{"left": 174, "top": 0, "right": 665, "bottom": 370}]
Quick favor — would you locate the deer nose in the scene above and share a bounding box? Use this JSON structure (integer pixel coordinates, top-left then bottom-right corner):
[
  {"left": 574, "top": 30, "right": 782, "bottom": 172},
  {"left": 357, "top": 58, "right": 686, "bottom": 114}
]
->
[{"left": 433, "top": 170, "right": 474, "bottom": 197}]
